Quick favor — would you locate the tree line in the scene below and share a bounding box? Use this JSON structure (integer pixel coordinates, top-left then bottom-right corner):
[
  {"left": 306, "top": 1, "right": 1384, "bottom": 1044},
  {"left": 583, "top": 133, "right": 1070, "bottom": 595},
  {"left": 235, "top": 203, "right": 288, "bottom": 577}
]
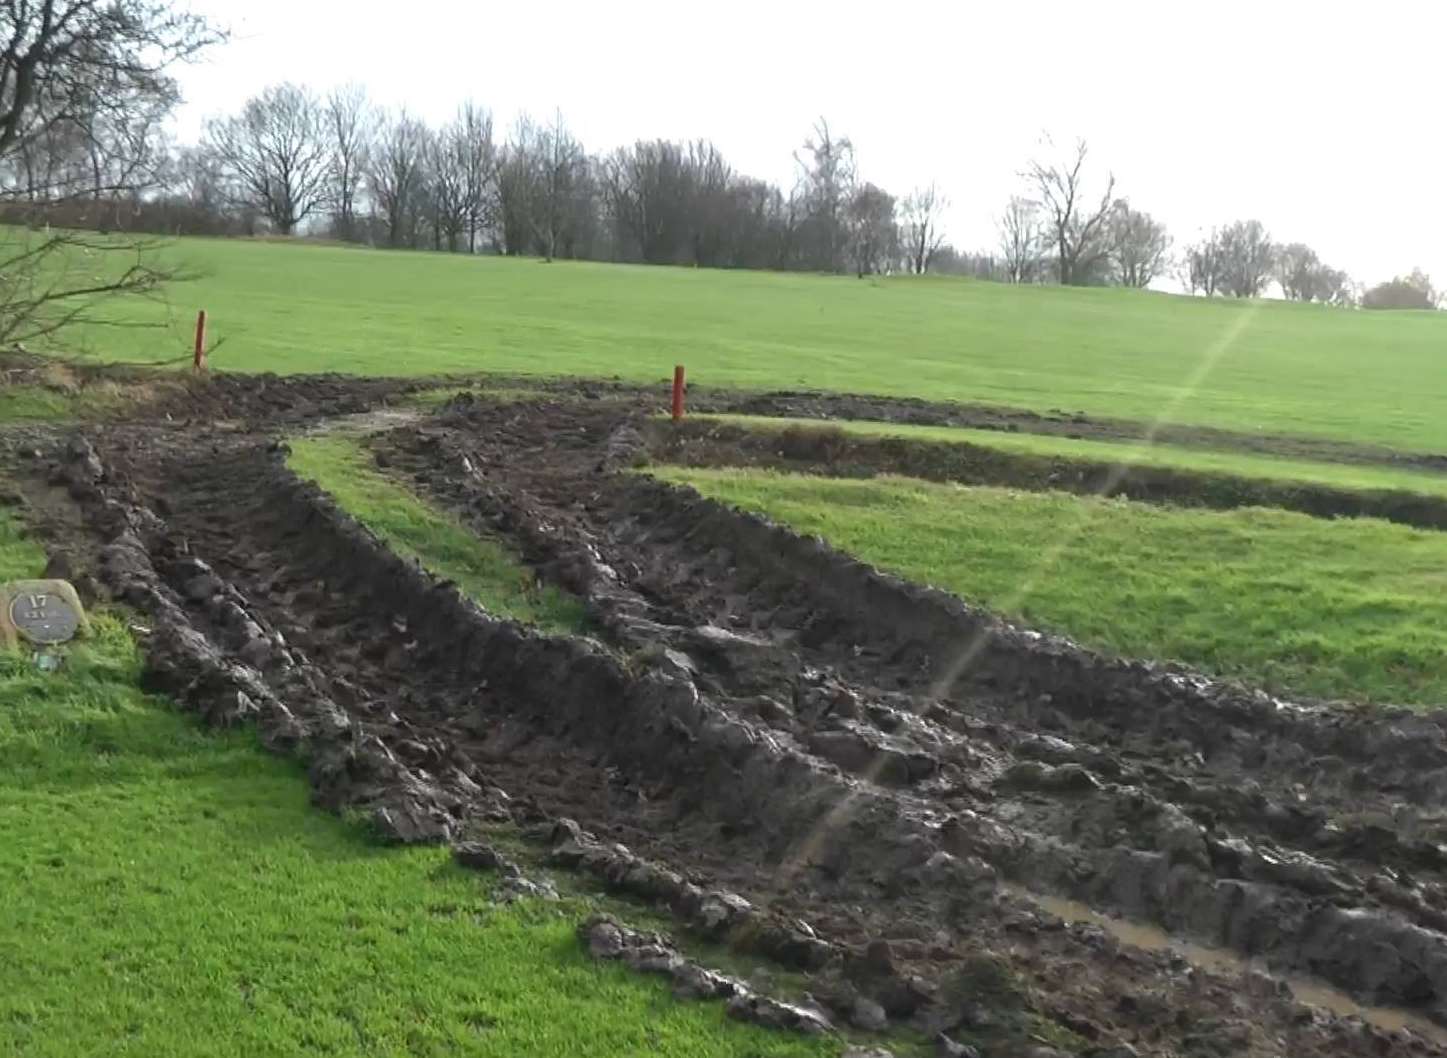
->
[
  {"left": 3, "top": 4, "right": 1441, "bottom": 327},
  {"left": 4, "top": 77, "right": 954, "bottom": 279},
  {"left": 987, "top": 139, "right": 1442, "bottom": 309}
]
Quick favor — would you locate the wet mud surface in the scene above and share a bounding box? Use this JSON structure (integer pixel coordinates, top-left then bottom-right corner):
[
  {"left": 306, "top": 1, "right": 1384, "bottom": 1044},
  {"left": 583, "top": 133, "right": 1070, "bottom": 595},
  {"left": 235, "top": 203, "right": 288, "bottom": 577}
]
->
[{"left": 5, "top": 382, "right": 1447, "bottom": 1057}]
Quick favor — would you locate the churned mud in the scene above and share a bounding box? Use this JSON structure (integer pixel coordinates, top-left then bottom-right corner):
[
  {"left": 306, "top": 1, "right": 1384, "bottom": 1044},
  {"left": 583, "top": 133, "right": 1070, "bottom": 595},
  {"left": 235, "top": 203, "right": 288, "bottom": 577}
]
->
[{"left": 5, "top": 380, "right": 1447, "bottom": 1057}]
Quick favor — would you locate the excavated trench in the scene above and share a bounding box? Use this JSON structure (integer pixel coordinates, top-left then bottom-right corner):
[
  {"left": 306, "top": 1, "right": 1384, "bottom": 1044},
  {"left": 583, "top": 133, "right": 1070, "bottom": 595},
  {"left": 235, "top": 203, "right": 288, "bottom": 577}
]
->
[{"left": 6, "top": 384, "right": 1447, "bottom": 1058}]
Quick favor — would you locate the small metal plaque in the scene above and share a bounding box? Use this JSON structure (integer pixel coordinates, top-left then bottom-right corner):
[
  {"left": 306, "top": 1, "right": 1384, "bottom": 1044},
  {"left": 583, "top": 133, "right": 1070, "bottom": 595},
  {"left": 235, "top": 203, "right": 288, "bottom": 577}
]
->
[
  {"left": 1, "top": 580, "right": 90, "bottom": 650},
  {"left": 10, "top": 591, "right": 80, "bottom": 644}
]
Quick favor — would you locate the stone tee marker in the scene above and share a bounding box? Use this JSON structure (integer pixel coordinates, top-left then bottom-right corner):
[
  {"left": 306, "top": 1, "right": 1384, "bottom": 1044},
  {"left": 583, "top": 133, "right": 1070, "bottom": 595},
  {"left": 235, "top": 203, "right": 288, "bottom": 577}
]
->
[{"left": 0, "top": 580, "right": 90, "bottom": 651}]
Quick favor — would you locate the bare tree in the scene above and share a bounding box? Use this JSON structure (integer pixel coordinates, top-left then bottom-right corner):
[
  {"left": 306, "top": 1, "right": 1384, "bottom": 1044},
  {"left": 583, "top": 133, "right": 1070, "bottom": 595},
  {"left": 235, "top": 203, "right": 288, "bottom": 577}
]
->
[
  {"left": 1026, "top": 137, "right": 1115, "bottom": 285},
  {"left": 845, "top": 182, "right": 897, "bottom": 277},
  {"left": 0, "top": 0, "right": 217, "bottom": 166},
  {"left": 1274, "top": 242, "right": 1353, "bottom": 304},
  {"left": 795, "top": 118, "right": 856, "bottom": 271},
  {"left": 716, "top": 176, "right": 790, "bottom": 270},
  {"left": 325, "top": 84, "right": 372, "bottom": 241},
  {"left": 63, "top": 92, "right": 173, "bottom": 220},
  {"left": 601, "top": 138, "right": 738, "bottom": 265},
  {"left": 156, "top": 141, "right": 247, "bottom": 234},
  {"left": 427, "top": 117, "right": 471, "bottom": 251},
  {"left": 0, "top": 229, "right": 184, "bottom": 346},
  {"left": 899, "top": 183, "right": 947, "bottom": 275},
  {"left": 1318, "top": 268, "right": 1357, "bottom": 308},
  {"left": 166, "top": 144, "right": 228, "bottom": 215},
  {"left": 530, "top": 109, "right": 583, "bottom": 261},
  {"left": 494, "top": 153, "right": 530, "bottom": 252},
  {"left": 599, "top": 139, "right": 800, "bottom": 269},
  {"left": 0, "top": 0, "right": 219, "bottom": 346},
  {"left": 369, "top": 109, "right": 429, "bottom": 247},
  {"left": 1108, "top": 200, "right": 1171, "bottom": 288},
  {"left": 686, "top": 140, "right": 732, "bottom": 266},
  {"left": 601, "top": 139, "right": 689, "bottom": 264},
  {"left": 560, "top": 155, "right": 601, "bottom": 260},
  {"left": 998, "top": 195, "right": 1043, "bottom": 284},
  {"left": 1182, "top": 230, "right": 1225, "bottom": 295},
  {"left": 494, "top": 117, "right": 539, "bottom": 256},
  {"left": 1216, "top": 219, "right": 1275, "bottom": 298},
  {"left": 1275, "top": 242, "right": 1319, "bottom": 301},
  {"left": 206, "top": 83, "right": 329, "bottom": 235},
  {"left": 453, "top": 103, "right": 496, "bottom": 253}
]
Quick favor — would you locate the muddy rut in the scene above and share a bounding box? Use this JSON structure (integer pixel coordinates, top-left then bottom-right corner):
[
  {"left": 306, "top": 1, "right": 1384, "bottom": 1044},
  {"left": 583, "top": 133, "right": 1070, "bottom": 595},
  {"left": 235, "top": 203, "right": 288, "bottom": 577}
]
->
[{"left": 9, "top": 386, "right": 1447, "bottom": 1058}]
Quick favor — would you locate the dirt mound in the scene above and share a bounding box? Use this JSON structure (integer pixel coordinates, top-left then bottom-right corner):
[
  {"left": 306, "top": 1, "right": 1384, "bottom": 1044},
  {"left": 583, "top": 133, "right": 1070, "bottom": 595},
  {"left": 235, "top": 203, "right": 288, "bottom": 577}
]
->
[
  {"left": 8, "top": 384, "right": 1447, "bottom": 1056},
  {"left": 127, "top": 371, "right": 423, "bottom": 424},
  {"left": 0, "top": 355, "right": 425, "bottom": 430}
]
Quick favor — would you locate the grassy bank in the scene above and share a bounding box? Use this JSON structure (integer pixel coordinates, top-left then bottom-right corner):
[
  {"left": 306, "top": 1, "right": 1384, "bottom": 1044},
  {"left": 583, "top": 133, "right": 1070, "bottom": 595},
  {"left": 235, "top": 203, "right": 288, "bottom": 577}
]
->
[
  {"left": 651, "top": 468, "right": 1447, "bottom": 706},
  {"left": 286, "top": 435, "right": 586, "bottom": 634},
  {"left": 698, "top": 414, "right": 1447, "bottom": 497},
  {"left": 47, "top": 235, "right": 1447, "bottom": 451}
]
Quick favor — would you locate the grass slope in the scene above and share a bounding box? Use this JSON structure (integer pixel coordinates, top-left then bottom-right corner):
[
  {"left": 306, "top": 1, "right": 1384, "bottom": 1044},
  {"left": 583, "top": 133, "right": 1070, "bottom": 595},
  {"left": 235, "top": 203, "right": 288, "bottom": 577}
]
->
[
  {"left": 653, "top": 468, "right": 1447, "bottom": 706},
  {"left": 57, "top": 236, "right": 1447, "bottom": 451},
  {"left": 286, "top": 435, "right": 586, "bottom": 634},
  {"left": 700, "top": 414, "right": 1447, "bottom": 497},
  {"left": 0, "top": 511, "right": 828, "bottom": 1058}
]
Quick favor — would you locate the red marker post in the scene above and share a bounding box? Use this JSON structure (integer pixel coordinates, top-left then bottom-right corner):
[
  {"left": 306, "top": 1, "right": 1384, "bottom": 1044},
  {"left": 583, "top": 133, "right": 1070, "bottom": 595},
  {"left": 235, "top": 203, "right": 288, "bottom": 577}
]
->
[
  {"left": 671, "top": 364, "right": 686, "bottom": 421},
  {"left": 193, "top": 309, "right": 208, "bottom": 372}
]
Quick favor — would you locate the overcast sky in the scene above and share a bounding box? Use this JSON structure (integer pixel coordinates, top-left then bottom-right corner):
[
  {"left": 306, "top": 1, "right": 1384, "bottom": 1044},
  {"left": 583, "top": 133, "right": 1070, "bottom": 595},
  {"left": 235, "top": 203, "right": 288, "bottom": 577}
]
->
[{"left": 172, "top": 0, "right": 1445, "bottom": 288}]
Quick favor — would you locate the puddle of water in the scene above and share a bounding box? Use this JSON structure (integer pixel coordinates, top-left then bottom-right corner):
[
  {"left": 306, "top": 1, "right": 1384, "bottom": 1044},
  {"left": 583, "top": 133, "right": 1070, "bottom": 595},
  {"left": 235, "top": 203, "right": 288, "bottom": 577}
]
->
[
  {"left": 1003, "top": 883, "right": 1447, "bottom": 1045},
  {"left": 303, "top": 408, "right": 425, "bottom": 436}
]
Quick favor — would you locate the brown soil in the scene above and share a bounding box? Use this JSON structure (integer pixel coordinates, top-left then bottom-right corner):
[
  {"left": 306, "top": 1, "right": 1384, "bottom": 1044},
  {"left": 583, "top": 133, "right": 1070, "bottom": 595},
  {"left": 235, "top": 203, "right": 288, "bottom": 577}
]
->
[
  {"left": 4, "top": 382, "right": 1447, "bottom": 1058},
  {"left": 2, "top": 351, "right": 429, "bottom": 425}
]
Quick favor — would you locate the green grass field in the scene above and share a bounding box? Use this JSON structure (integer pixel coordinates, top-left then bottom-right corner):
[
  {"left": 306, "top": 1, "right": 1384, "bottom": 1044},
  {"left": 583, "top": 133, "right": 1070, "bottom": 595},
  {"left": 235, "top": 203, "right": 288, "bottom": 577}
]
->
[
  {"left": 651, "top": 468, "right": 1447, "bottom": 706},
  {"left": 55, "top": 236, "right": 1447, "bottom": 452},
  {"left": 287, "top": 435, "right": 587, "bottom": 634},
  {"left": 698, "top": 414, "right": 1447, "bottom": 497},
  {"left": 0, "top": 510, "right": 830, "bottom": 1058}
]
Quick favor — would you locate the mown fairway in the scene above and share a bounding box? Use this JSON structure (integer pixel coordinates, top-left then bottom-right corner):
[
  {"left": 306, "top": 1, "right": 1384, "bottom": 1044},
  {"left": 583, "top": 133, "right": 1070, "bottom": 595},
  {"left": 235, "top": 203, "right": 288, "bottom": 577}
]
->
[{"left": 65, "top": 236, "right": 1447, "bottom": 451}]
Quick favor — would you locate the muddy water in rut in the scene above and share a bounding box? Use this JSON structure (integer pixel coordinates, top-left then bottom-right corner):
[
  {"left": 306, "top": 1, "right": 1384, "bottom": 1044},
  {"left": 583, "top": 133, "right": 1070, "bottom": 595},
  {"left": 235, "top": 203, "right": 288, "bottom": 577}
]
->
[{"left": 1007, "top": 885, "right": 1447, "bottom": 1046}]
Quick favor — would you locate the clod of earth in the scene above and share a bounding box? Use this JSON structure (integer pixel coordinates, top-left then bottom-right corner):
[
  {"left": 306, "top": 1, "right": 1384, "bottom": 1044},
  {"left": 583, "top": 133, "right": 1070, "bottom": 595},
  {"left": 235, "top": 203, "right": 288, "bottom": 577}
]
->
[{"left": 578, "top": 915, "right": 833, "bottom": 1034}]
